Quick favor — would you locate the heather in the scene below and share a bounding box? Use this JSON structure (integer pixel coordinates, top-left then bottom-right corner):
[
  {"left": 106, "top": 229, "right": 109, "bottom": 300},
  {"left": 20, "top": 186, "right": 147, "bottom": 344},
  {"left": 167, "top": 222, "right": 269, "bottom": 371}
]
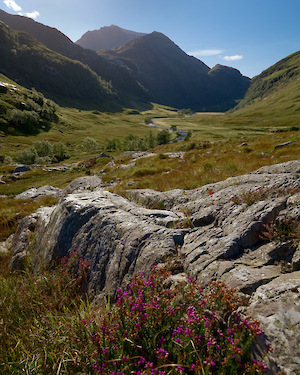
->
[
  {"left": 92, "top": 267, "right": 269, "bottom": 375},
  {"left": 0, "top": 252, "right": 271, "bottom": 374}
]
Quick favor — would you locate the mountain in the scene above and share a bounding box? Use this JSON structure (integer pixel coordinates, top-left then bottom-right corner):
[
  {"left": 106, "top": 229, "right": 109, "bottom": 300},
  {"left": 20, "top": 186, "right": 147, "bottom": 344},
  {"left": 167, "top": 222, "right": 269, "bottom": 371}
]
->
[
  {"left": 0, "top": 9, "right": 149, "bottom": 107},
  {"left": 100, "top": 32, "right": 251, "bottom": 111},
  {"left": 0, "top": 9, "right": 250, "bottom": 111},
  {"left": 76, "top": 25, "right": 147, "bottom": 51},
  {"left": 0, "top": 22, "right": 115, "bottom": 108}
]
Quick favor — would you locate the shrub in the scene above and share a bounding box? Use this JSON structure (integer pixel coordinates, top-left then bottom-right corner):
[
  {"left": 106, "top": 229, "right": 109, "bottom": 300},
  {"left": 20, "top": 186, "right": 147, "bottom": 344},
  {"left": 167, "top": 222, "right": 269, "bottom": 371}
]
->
[
  {"left": 92, "top": 267, "right": 270, "bottom": 374},
  {"left": 15, "top": 147, "right": 38, "bottom": 164},
  {"left": 3, "top": 155, "right": 12, "bottom": 165},
  {"left": 9, "top": 109, "right": 40, "bottom": 133},
  {"left": 52, "top": 141, "right": 69, "bottom": 162},
  {"left": 83, "top": 137, "right": 100, "bottom": 151},
  {"left": 35, "top": 156, "right": 52, "bottom": 164},
  {"left": 33, "top": 140, "right": 53, "bottom": 157}
]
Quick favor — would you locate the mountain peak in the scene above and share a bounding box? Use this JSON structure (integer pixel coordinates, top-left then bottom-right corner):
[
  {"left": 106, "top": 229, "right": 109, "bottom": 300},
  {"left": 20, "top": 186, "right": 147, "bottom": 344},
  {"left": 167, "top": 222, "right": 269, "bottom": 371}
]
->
[{"left": 75, "top": 25, "right": 147, "bottom": 51}]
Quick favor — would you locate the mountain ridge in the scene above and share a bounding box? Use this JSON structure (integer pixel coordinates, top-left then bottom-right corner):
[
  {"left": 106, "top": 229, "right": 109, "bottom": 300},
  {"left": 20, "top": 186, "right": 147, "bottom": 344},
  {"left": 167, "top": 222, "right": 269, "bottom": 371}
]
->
[{"left": 0, "top": 9, "right": 250, "bottom": 111}]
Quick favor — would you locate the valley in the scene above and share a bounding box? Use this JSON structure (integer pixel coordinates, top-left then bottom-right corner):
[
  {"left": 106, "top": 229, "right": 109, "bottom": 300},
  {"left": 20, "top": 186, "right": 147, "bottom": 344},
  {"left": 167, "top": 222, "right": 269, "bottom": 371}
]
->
[{"left": 0, "top": 7, "right": 300, "bottom": 375}]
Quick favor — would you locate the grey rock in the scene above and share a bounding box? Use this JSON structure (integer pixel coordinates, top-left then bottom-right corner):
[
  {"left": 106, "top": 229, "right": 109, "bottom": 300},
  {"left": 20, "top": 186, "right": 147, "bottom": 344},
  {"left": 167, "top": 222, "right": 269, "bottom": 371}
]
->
[
  {"left": 99, "top": 152, "right": 111, "bottom": 158},
  {"left": 117, "top": 162, "right": 136, "bottom": 170},
  {"left": 63, "top": 175, "right": 103, "bottom": 194},
  {"left": 13, "top": 165, "right": 31, "bottom": 173},
  {"left": 274, "top": 141, "right": 296, "bottom": 149},
  {"left": 12, "top": 189, "right": 185, "bottom": 299},
  {"left": 10, "top": 206, "right": 55, "bottom": 270},
  {"left": 221, "top": 264, "right": 280, "bottom": 295},
  {"left": 15, "top": 185, "right": 62, "bottom": 200},
  {"left": 120, "top": 151, "right": 155, "bottom": 161},
  {"left": 244, "top": 272, "right": 300, "bottom": 374},
  {"left": 292, "top": 244, "right": 300, "bottom": 271}
]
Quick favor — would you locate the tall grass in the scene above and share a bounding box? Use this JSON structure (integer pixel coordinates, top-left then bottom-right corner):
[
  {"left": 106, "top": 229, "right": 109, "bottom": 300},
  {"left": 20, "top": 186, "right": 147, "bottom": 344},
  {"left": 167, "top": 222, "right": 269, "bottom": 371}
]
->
[{"left": 0, "top": 250, "right": 93, "bottom": 374}]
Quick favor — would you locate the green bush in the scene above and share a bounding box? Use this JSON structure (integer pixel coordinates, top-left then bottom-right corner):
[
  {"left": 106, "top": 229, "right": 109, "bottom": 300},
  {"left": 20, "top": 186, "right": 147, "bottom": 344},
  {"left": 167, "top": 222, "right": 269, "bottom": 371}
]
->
[
  {"left": 33, "top": 140, "right": 53, "bottom": 157},
  {"left": 52, "top": 141, "right": 69, "bottom": 162},
  {"left": 184, "top": 130, "right": 192, "bottom": 141},
  {"left": 82, "top": 137, "right": 100, "bottom": 151},
  {"left": 14, "top": 141, "right": 69, "bottom": 164},
  {"left": 15, "top": 147, "right": 38, "bottom": 164},
  {"left": 9, "top": 109, "right": 40, "bottom": 133}
]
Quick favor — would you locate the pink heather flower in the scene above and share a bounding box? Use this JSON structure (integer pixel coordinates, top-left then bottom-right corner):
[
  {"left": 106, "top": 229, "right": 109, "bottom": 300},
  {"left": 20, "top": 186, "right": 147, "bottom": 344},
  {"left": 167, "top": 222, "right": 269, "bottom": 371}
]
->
[{"left": 155, "top": 348, "right": 169, "bottom": 359}]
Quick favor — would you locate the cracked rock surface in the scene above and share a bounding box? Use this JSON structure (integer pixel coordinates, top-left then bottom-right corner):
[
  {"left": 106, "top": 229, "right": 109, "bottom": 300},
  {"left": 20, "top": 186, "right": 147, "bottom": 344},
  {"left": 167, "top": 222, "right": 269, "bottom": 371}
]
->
[{"left": 10, "top": 160, "right": 300, "bottom": 374}]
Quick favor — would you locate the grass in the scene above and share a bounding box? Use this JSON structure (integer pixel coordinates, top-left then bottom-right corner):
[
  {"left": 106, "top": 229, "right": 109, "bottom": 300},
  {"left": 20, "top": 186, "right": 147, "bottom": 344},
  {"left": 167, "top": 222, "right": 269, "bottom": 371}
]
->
[
  {"left": 0, "top": 252, "right": 271, "bottom": 374},
  {"left": 0, "top": 195, "right": 59, "bottom": 240},
  {"left": 106, "top": 130, "right": 300, "bottom": 192}
]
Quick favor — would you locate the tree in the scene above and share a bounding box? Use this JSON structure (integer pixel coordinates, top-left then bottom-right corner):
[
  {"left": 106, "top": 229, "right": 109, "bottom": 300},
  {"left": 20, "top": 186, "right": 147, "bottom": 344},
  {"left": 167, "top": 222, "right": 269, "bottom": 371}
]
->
[{"left": 156, "top": 129, "right": 171, "bottom": 145}]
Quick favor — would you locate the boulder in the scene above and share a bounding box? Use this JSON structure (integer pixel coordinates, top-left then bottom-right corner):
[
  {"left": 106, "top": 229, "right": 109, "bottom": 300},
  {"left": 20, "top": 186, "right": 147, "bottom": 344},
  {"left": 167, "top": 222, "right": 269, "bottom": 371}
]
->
[
  {"left": 13, "top": 165, "right": 31, "bottom": 174},
  {"left": 11, "top": 189, "right": 185, "bottom": 300},
  {"left": 15, "top": 185, "right": 62, "bottom": 200},
  {"left": 63, "top": 175, "right": 103, "bottom": 194}
]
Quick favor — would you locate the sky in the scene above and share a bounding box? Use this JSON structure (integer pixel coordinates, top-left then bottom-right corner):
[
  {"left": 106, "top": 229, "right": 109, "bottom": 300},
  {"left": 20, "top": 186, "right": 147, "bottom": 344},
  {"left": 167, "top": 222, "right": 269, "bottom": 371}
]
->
[{"left": 1, "top": 0, "right": 300, "bottom": 78}]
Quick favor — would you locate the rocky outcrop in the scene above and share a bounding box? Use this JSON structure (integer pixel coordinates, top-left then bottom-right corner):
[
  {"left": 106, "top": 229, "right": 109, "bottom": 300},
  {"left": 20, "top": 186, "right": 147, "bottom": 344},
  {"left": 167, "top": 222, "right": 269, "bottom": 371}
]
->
[{"left": 10, "top": 160, "right": 300, "bottom": 373}]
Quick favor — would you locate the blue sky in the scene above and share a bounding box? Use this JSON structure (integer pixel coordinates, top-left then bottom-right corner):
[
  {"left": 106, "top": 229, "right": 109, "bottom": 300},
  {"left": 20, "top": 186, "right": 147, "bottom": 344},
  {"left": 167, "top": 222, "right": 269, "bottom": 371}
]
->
[{"left": 1, "top": 0, "right": 300, "bottom": 78}]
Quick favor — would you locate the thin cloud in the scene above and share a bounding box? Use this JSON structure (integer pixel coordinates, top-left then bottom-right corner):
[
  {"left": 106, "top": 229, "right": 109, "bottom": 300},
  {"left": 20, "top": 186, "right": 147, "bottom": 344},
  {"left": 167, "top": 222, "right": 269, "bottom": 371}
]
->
[
  {"left": 189, "top": 49, "right": 224, "bottom": 57},
  {"left": 223, "top": 55, "right": 243, "bottom": 61},
  {"left": 24, "top": 11, "right": 40, "bottom": 19},
  {"left": 3, "top": 0, "right": 22, "bottom": 12}
]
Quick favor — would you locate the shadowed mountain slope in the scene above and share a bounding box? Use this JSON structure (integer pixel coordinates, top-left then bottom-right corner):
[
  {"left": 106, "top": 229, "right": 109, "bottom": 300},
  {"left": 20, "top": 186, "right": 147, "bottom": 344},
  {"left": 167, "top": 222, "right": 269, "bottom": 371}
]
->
[
  {"left": 101, "top": 32, "right": 251, "bottom": 111},
  {"left": 0, "top": 10, "right": 149, "bottom": 107},
  {"left": 76, "top": 25, "right": 147, "bottom": 51}
]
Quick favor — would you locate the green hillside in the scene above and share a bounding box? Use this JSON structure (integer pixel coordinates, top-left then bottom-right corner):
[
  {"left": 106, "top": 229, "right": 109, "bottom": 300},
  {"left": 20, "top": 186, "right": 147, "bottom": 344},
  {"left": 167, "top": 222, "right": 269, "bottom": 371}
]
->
[
  {"left": 0, "top": 22, "right": 116, "bottom": 109},
  {"left": 0, "top": 73, "right": 59, "bottom": 135},
  {"left": 235, "top": 50, "right": 300, "bottom": 112}
]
